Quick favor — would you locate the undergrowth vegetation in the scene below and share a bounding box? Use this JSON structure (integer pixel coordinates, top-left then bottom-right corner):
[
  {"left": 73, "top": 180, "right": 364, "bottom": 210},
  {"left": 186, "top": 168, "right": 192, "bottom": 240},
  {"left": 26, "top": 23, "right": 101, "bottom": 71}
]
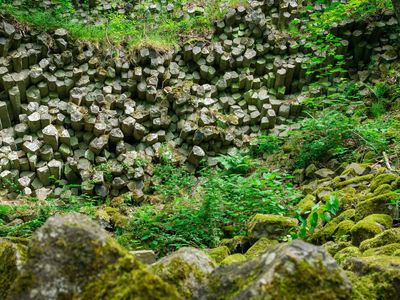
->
[
  {"left": 0, "top": 0, "right": 248, "bottom": 50},
  {"left": 118, "top": 163, "right": 301, "bottom": 255}
]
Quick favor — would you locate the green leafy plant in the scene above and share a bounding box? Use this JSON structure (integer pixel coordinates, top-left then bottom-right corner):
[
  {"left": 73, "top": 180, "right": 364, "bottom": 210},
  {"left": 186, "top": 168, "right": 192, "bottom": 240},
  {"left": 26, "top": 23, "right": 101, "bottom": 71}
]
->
[
  {"left": 292, "top": 195, "right": 340, "bottom": 240},
  {"left": 217, "top": 152, "right": 254, "bottom": 174},
  {"left": 152, "top": 163, "right": 196, "bottom": 201}
]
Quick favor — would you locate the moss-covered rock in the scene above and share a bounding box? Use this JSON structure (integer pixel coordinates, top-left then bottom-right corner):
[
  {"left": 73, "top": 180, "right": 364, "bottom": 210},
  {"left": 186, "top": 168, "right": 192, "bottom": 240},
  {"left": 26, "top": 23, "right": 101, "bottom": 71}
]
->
[
  {"left": 370, "top": 173, "right": 398, "bottom": 191},
  {"left": 247, "top": 214, "right": 298, "bottom": 240},
  {"left": 294, "top": 194, "right": 316, "bottom": 215},
  {"left": 323, "top": 241, "right": 352, "bottom": 257},
  {"left": 0, "top": 238, "right": 27, "bottom": 299},
  {"left": 334, "top": 220, "right": 355, "bottom": 242},
  {"left": 354, "top": 192, "right": 397, "bottom": 221},
  {"left": 351, "top": 219, "right": 384, "bottom": 246},
  {"left": 245, "top": 237, "right": 279, "bottom": 259},
  {"left": 362, "top": 214, "right": 393, "bottom": 229},
  {"left": 196, "top": 240, "right": 352, "bottom": 299},
  {"left": 207, "top": 246, "right": 230, "bottom": 264},
  {"left": 152, "top": 247, "right": 216, "bottom": 299},
  {"left": 362, "top": 243, "right": 400, "bottom": 257},
  {"left": 334, "top": 246, "right": 361, "bottom": 269},
  {"left": 336, "top": 187, "right": 358, "bottom": 210},
  {"left": 359, "top": 228, "right": 400, "bottom": 251},
  {"left": 8, "top": 213, "right": 174, "bottom": 300},
  {"left": 220, "top": 253, "right": 247, "bottom": 266},
  {"left": 373, "top": 183, "right": 392, "bottom": 195},
  {"left": 345, "top": 271, "right": 377, "bottom": 300},
  {"left": 335, "top": 174, "right": 374, "bottom": 189},
  {"left": 348, "top": 255, "right": 400, "bottom": 299},
  {"left": 81, "top": 254, "right": 181, "bottom": 300},
  {"left": 219, "top": 236, "right": 251, "bottom": 254}
]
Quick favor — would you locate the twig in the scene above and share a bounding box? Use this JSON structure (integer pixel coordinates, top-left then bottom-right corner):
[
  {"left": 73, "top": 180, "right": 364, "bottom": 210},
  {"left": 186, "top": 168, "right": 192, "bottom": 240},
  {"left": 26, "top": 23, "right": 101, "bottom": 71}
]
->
[{"left": 383, "top": 151, "right": 394, "bottom": 171}]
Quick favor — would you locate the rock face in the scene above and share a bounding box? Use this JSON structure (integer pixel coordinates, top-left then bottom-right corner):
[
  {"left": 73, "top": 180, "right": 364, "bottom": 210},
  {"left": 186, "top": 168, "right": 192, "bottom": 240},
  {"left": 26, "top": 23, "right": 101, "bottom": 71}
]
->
[
  {"left": 247, "top": 214, "right": 298, "bottom": 240},
  {"left": 8, "top": 213, "right": 180, "bottom": 300},
  {"left": 0, "top": 238, "right": 27, "bottom": 299},
  {"left": 0, "top": 0, "right": 397, "bottom": 200},
  {"left": 196, "top": 240, "right": 352, "bottom": 300},
  {"left": 152, "top": 247, "right": 216, "bottom": 299}
]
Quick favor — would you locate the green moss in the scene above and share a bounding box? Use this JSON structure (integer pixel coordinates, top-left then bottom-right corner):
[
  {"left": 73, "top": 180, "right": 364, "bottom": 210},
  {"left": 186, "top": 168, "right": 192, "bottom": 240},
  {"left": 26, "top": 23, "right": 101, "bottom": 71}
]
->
[
  {"left": 373, "top": 183, "right": 392, "bottom": 195},
  {"left": 82, "top": 254, "right": 181, "bottom": 299},
  {"left": 0, "top": 239, "right": 27, "bottom": 299},
  {"left": 335, "top": 174, "right": 374, "bottom": 189},
  {"left": 247, "top": 214, "right": 298, "bottom": 240},
  {"left": 334, "top": 246, "right": 361, "bottom": 269},
  {"left": 354, "top": 192, "right": 397, "bottom": 221},
  {"left": 220, "top": 253, "right": 247, "bottom": 266},
  {"left": 359, "top": 228, "right": 400, "bottom": 251},
  {"left": 336, "top": 187, "right": 358, "bottom": 210},
  {"left": 314, "top": 220, "right": 339, "bottom": 243},
  {"left": 220, "top": 236, "right": 250, "bottom": 254},
  {"left": 335, "top": 209, "right": 356, "bottom": 222},
  {"left": 362, "top": 214, "right": 392, "bottom": 229},
  {"left": 207, "top": 246, "right": 230, "bottom": 264},
  {"left": 294, "top": 194, "right": 316, "bottom": 215},
  {"left": 362, "top": 243, "right": 400, "bottom": 257},
  {"left": 351, "top": 220, "right": 384, "bottom": 246},
  {"left": 323, "top": 241, "right": 352, "bottom": 257},
  {"left": 345, "top": 271, "right": 377, "bottom": 300},
  {"left": 370, "top": 173, "right": 398, "bottom": 191},
  {"left": 334, "top": 220, "right": 354, "bottom": 242},
  {"left": 152, "top": 248, "right": 215, "bottom": 299},
  {"left": 264, "top": 256, "right": 351, "bottom": 299},
  {"left": 348, "top": 256, "right": 400, "bottom": 299},
  {"left": 245, "top": 238, "right": 278, "bottom": 259}
]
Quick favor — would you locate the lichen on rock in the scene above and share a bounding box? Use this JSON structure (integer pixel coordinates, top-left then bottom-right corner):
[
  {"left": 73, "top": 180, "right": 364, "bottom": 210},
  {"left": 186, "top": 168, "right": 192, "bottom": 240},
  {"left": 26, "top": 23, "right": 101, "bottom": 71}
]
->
[
  {"left": 196, "top": 240, "right": 352, "bottom": 300},
  {"left": 247, "top": 214, "right": 298, "bottom": 240},
  {"left": 152, "top": 247, "right": 216, "bottom": 299}
]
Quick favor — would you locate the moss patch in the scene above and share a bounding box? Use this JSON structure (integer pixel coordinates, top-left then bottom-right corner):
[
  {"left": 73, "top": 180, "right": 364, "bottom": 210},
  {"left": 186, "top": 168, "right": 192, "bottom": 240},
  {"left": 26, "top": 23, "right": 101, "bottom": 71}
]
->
[
  {"left": 221, "top": 253, "right": 247, "bottom": 266},
  {"left": 351, "top": 220, "right": 384, "bottom": 246},
  {"left": 81, "top": 254, "right": 181, "bottom": 300},
  {"left": 370, "top": 174, "right": 398, "bottom": 191},
  {"left": 0, "top": 239, "right": 27, "bottom": 299},
  {"left": 247, "top": 214, "right": 298, "bottom": 240},
  {"left": 354, "top": 192, "right": 397, "bottom": 221},
  {"left": 245, "top": 238, "right": 279, "bottom": 259},
  {"left": 334, "top": 246, "right": 361, "bottom": 269},
  {"left": 359, "top": 228, "right": 400, "bottom": 251},
  {"left": 363, "top": 243, "right": 400, "bottom": 257},
  {"left": 207, "top": 246, "right": 230, "bottom": 264}
]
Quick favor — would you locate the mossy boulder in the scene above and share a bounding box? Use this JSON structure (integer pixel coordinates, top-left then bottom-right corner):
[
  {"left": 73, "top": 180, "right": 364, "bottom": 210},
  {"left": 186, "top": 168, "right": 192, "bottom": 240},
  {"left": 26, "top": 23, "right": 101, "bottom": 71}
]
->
[
  {"left": 219, "top": 236, "right": 251, "bottom": 253},
  {"left": 363, "top": 214, "right": 393, "bottom": 229},
  {"left": 354, "top": 192, "right": 397, "bottom": 221},
  {"left": 334, "top": 220, "right": 355, "bottom": 242},
  {"left": 220, "top": 253, "right": 247, "bottom": 266},
  {"left": 323, "top": 241, "right": 352, "bottom": 257},
  {"left": 196, "top": 240, "right": 352, "bottom": 300},
  {"left": 348, "top": 255, "right": 400, "bottom": 299},
  {"left": 207, "top": 246, "right": 230, "bottom": 264},
  {"left": 245, "top": 237, "right": 279, "bottom": 259},
  {"left": 81, "top": 254, "right": 181, "bottom": 300},
  {"left": 8, "top": 213, "right": 178, "bottom": 300},
  {"left": 294, "top": 194, "right": 315, "bottom": 215},
  {"left": 0, "top": 238, "right": 27, "bottom": 299},
  {"left": 334, "top": 246, "right": 361, "bottom": 269},
  {"left": 247, "top": 214, "right": 298, "bottom": 240},
  {"left": 152, "top": 247, "right": 216, "bottom": 299},
  {"left": 370, "top": 173, "right": 398, "bottom": 191},
  {"left": 373, "top": 183, "right": 392, "bottom": 195},
  {"left": 336, "top": 187, "right": 358, "bottom": 210},
  {"left": 363, "top": 243, "right": 400, "bottom": 257},
  {"left": 359, "top": 228, "right": 400, "bottom": 251},
  {"left": 351, "top": 219, "right": 384, "bottom": 246},
  {"left": 9, "top": 213, "right": 126, "bottom": 299},
  {"left": 334, "top": 174, "right": 374, "bottom": 189}
]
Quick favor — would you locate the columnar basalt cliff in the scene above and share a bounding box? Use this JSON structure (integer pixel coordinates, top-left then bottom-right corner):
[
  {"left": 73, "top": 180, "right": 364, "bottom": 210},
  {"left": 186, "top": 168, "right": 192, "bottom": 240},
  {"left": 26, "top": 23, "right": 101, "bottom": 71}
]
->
[{"left": 0, "top": 1, "right": 398, "bottom": 199}]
